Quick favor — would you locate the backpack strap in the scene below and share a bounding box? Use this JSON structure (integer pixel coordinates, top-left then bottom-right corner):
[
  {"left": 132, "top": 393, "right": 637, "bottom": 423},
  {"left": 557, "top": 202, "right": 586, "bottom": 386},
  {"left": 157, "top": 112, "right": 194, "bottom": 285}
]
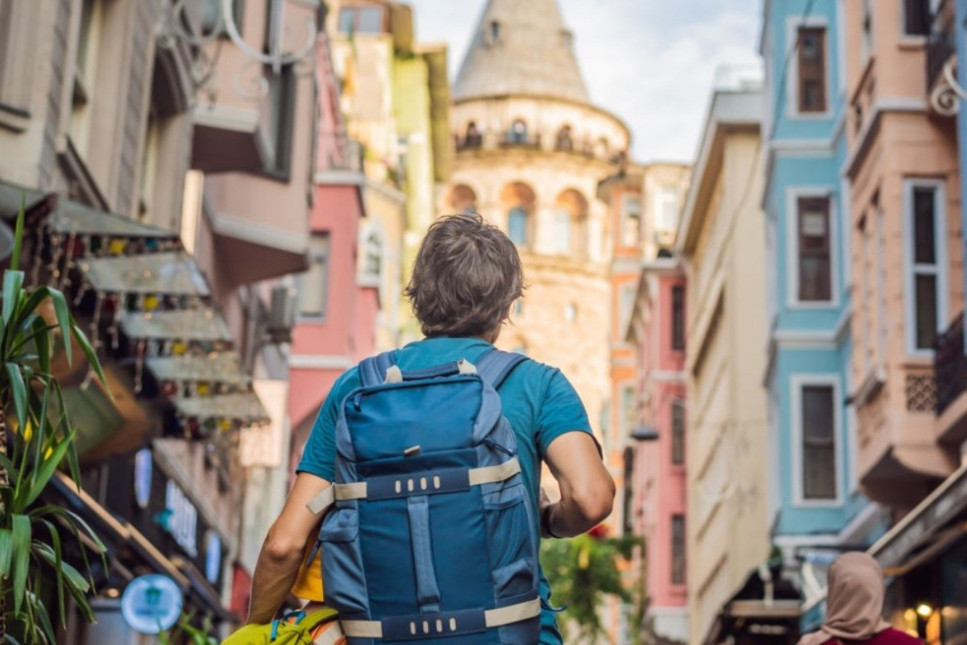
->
[
  {"left": 359, "top": 351, "right": 397, "bottom": 388},
  {"left": 475, "top": 349, "right": 528, "bottom": 390}
]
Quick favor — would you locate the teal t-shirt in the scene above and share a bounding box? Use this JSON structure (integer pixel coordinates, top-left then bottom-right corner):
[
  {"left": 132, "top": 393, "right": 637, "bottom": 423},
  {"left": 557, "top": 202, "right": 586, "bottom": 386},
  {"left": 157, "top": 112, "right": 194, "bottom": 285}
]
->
[{"left": 297, "top": 337, "right": 593, "bottom": 645}]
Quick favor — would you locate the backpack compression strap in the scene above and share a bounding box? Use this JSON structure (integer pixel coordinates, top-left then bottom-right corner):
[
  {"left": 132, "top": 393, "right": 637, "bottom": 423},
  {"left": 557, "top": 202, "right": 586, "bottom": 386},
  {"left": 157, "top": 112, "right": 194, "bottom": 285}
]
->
[
  {"left": 475, "top": 349, "right": 528, "bottom": 390},
  {"left": 358, "top": 351, "right": 397, "bottom": 388}
]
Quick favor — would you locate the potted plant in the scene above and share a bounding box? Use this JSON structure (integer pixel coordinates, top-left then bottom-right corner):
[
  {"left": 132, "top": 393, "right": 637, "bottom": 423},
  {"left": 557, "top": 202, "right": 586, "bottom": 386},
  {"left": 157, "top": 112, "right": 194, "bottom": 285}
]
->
[{"left": 0, "top": 203, "right": 107, "bottom": 643}]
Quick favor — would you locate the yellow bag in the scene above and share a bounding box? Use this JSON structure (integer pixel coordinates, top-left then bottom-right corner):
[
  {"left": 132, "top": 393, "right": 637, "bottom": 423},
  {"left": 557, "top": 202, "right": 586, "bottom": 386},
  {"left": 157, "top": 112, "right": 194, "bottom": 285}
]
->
[{"left": 222, "top": 607, "right": 344, "bottom": 645}]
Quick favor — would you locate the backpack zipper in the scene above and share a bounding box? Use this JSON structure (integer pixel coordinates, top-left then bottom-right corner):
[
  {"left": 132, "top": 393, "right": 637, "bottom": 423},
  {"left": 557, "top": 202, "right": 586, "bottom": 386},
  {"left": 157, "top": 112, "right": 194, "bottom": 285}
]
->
[{"left": 482, "top": 437, "right": 516, "bottom": 457}]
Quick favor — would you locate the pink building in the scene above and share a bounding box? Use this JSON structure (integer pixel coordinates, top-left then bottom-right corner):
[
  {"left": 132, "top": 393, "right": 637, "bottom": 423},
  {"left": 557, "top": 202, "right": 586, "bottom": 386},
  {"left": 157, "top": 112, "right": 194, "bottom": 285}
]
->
[
  {"left": 287, "top": 35, "right": 379, "bottom": 472},
  {"left": 627, "top": 261, "right": 688, "bottom": 644}
]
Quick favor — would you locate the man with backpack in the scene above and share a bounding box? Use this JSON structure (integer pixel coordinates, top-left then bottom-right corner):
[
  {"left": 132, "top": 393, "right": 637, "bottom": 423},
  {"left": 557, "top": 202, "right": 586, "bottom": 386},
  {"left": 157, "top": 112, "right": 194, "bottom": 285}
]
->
[{"left": 247, "top": 213, "right": 615, "bottom": 644}]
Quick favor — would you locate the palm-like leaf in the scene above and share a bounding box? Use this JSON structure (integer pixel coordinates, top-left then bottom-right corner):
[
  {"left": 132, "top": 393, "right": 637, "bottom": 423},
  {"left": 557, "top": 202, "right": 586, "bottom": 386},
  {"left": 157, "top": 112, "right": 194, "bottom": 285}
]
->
[{"left": 0, "top": 198, "right": 108, "bottom": 643}]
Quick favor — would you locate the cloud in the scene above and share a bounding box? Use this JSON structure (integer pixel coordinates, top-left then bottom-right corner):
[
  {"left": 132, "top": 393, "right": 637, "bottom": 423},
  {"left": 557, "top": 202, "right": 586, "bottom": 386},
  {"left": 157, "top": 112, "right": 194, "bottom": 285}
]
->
[{"left": 408, "top": 0, "right": 762, "bottom": 163}]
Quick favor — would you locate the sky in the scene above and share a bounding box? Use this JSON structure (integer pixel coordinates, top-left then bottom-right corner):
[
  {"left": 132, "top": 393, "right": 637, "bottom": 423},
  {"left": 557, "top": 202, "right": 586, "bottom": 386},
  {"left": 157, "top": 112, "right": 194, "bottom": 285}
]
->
[{"left": 408, "top": 0, "right": 763, "bottom": 164}]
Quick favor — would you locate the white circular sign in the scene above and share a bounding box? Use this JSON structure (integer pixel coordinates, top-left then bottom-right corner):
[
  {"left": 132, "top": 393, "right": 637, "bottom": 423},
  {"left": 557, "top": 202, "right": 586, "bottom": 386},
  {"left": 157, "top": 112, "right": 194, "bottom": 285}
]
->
[
  {"left": 120, "top": 574, "right": 183, "bottom": 634},
  {"left": 134, "top": 449, "right": 152, "bottom": 509}
]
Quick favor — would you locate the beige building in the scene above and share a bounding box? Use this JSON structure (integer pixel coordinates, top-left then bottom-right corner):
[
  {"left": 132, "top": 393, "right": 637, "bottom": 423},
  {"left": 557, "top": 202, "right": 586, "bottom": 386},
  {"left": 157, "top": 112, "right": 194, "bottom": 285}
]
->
[
  {"left": 442, "top": 0, "right": 630, "bottom": 446},
  {"left": 328, "top": 0, "right": 450, "bottom": 348},
  {"left": 675, "top": 77, "right": 771, "bottom": 645}
]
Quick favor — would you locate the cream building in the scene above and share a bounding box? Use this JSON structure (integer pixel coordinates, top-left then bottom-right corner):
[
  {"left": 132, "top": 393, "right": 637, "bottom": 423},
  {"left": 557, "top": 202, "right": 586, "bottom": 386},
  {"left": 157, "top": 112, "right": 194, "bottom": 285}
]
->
[
  {"left": 442, "top": 0, "right": 630, "bottom": 446},
  {"left": 675, "top": 77, "right": 772, "bottom": 645}
]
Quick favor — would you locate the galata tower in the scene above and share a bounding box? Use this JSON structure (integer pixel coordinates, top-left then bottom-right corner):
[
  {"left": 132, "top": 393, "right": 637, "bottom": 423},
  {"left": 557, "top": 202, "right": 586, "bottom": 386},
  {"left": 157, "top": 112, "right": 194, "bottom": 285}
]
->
[{"left": 441, "top": 0, "right": 630, "bottom": 448}]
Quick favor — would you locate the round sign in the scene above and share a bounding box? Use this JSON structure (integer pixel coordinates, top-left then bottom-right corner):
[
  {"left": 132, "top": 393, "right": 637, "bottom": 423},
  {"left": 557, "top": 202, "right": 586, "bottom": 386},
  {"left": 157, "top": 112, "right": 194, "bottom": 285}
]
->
[
  {"left": 204, "top": 531, "right": 222, "bottom": 585},
  {"left": 134, "top": 449, "right": 152, "bottom": 509},
  {"left": 120, "top": 574, "right": 183, "bottom": 634}
]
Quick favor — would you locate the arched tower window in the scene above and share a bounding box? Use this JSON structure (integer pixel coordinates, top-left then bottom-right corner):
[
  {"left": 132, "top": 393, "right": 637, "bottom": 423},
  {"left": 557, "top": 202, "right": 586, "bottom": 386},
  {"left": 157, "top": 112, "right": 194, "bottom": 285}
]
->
[
  {"left": 507, "top": 119, "right": 528, "bottom": 145},
  {"left": 554, "top": 189, "right": 589, "bottom": 256},
  {"left": 447, "top": 184, "right": 478, "bottom": 214},
  {"left": 463, "top": 121, "right": 482, "bottom": 149},
  {"left": 500, "top": 182, "right": 536, "bottom": 248},
  {"left": 555, "top": 125, "right": 573, "bottom": 151}
]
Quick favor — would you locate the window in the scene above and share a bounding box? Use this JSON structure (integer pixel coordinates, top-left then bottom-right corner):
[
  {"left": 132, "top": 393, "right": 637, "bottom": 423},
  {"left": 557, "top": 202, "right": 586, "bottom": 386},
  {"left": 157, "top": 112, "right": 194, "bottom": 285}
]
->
[
  {"left": 797, "top": 26, "right": 827, "bottom": 113},
  {"left": 508, "top": 119, "right": 527, "bottom": 144},
  {"left": 672, "top": 285, "right": 685, "bottom": 351},
  {"left": 619, "top": 284, "right": 636, "bottom": 336},
  {"left": 671, "top": 400, "right": 685, "bottom": 465},
  {"left": 622, "top": 448, "right": 634, "bottom": 536},
  {"left": 564, "top": 303, "right": 578, "bottom": 323},
  {"left": 508, "top": 207, "right": 529, "bottom": 246},
  {"left": 338, "top": 6, "right": 385, "bottom": 34},
  {"left": 555, "top": 125, "right": 573, "bottom": 151},
  {"left": 513, "top": 299, "right": 524, "bottom": 318},
  {"left": 463, "top": 121, "right": 482, "bottom": 149},
  {"left": 903, "top": 0, "right": 930, "bottom": 36},
  {"left": 906, "top": 182, "right": 945, "bottom": 352},
  {"left": 657, "top": 188, "right": 679, "bottom": 233},
  {"left": 797, "top": 196, "right": 832, "bottom": 302},
  {"left": 263, "top": 63, "right": 296, "bottom": 175},
  {"left": 621, "top": 194, "right": 642, "bottom": 246},
  {"left": 488, "top": 20, "right": 501, "bottom": 44},
  {"left": 553, "top": 210, "right": 571, "bottom": 254},
  {"left": 801, "top": 384, "right": 837, "bottom": 501},
  {"left": 362, "top": 230, "right": 382, "bottom": 282},
  {"left": 621, "top": 386, "right": 636, "bottom": 434},
  {"left": 201, "top": 0, "right": 244, "bottom": 36},
  {"left": 671, "top": 515, "right": 686, "bottom": 585},
  {"left": 69, "top": 0, "right": 100, "bottom": 150},
  {"left": 298, "top": 234, "right": 330, "bottom": 318},
  {"left": 861, "top": 0, "right": 873, "bottom": 63}
]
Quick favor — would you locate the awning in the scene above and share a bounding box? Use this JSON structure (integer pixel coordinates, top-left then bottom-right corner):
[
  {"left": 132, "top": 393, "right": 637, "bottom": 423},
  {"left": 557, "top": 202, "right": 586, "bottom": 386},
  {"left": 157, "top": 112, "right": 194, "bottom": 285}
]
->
[
  {"left": 48, "top": 198, "right": 178, "bottom": 239},
  {"left": 869, "top": 462, "right": 967, "bottom": 575},
  {"left": 120, "top": 309, "right": 232, "bottom": 342},
  {"left": 172, "top": 393, "right": 270, "bottom": 425},
  {"left": 147, "top": 352, "right": 250, "bottom": 385},
  {"left": 84, "top": 252, "right": 210, "bottom": 296}
]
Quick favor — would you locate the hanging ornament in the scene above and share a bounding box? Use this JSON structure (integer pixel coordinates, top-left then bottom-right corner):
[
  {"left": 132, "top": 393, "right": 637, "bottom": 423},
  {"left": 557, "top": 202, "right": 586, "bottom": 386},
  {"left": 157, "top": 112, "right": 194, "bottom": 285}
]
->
[
  {"left": 134, "top": 339, "right": 148, "bottom": 394},
  {"left": 172, "top": 341, "right": 187, "bottom": 356},
  {"left": 162, "top": 380, "right": 179, "bottom": 397},
  {"left": 144, "top": 294, "right": 160, "bottom": 311},
  {"left": 108, "top": 238, "right": 127, "bottom": 255},
  {"left": 48, "top": 233, "right": 64, "bottom": 284},
  {"left": 218, "top": 418, "right": 233, "bottom": 432},
  {"left": 197, "top": 381, "right": 210, "bottom": 397},
  {"left": 29, "top": 224, "right": 47, "bottom": 285},
  {"left": 59, "top": 231, "right": 77, "bottom": 292},
  {"left": 90, "top": 290, "right": 105, "bottom": 352},
  {"left": 110, "top": 292, "right": 125, "bottom": 350}
]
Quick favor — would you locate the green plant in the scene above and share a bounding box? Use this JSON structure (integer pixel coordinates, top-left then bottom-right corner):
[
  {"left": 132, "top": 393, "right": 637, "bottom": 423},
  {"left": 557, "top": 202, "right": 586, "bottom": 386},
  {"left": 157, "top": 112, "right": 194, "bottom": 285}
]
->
[
  {"left": 540, "top": 527, "right": 641, "bottom": 644},
  {"left": 0, "top": 201, "right": 107, "bottom": 643},
  {"left": 158, "top": 611, "right": 218, "bottom": 645}
]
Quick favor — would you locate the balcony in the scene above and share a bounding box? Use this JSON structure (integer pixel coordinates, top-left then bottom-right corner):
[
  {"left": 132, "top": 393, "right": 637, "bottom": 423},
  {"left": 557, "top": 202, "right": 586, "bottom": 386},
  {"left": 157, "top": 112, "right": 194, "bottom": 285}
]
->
[
  {"left": 499, "top": 131, "right": 542, "bottom": 151},
  {"left": 935, "top": 312, "right": 967, "bottom": 444},
  {"left": 926, "top": 0, "right": 956, "bottom": 104}
]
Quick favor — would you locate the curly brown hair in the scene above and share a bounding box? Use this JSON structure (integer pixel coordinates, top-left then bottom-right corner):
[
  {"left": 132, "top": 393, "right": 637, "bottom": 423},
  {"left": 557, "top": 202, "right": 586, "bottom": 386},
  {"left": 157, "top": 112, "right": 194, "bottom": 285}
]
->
[{"left": 405, "top": 213, "right": 524, "bottom": 338}]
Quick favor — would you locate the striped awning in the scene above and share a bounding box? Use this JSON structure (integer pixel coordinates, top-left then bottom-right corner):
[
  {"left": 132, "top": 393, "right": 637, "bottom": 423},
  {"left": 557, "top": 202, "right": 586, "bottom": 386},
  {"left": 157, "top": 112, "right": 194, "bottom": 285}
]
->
[
  {"left": 172, "top": 393, "right": 270, "bottom": 425},
  {"left": 120, "top": 309, "right": 232, "bottom": 342},
  {"left": 147, "top": 353, "right": 250, "bottom": 385},
  {"left": 84, "top": 252, "right": 210, "bottom": 296}
]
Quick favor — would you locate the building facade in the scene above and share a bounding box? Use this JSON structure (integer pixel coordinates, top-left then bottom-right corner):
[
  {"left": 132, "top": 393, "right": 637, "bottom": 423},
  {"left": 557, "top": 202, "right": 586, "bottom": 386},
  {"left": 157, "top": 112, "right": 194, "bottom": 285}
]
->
[
  {"left": 600, "top": 162, "right": 690, "bottom": 644},
  {"left": 862, "top": 2, "right": 967, "bottom": 642},
  {"left": 676, "top": 74, "right": 796, "bottom": 645},
  {"left": 0, "top": 0, "right": 323, "bottom": 639},
  {"left": 443, "top": 0, "right": 629, "bottom": 453},
  {"left": 759, "top": 0, "right": 886, "bottom": 630}
]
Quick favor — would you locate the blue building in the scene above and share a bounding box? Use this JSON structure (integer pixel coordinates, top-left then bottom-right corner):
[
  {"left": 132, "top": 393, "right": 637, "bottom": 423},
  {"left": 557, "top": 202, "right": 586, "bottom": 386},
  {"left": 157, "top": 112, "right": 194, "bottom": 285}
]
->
[{"left": 759, "top": 0, "right": 886, "bottom": 630}]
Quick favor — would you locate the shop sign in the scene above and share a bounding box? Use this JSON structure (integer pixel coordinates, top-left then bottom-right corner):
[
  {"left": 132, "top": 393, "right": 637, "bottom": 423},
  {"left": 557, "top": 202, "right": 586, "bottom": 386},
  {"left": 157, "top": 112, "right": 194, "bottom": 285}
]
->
[
  {"left": 134, "top": 448, "right": 152, "bottom": 509},
  {"left": 120, "top": 574, "right": 183, "bottom": 634},
  {"left": 165, "top": 480, "right": 198, "bottom": 557}
]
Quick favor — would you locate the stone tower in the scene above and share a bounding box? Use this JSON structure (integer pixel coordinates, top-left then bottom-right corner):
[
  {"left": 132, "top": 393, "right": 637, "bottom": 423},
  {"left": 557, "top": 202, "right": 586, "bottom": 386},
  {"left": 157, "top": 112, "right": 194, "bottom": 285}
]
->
[{"left": 442, "top": 0, "right": 630, "bottom": 449}]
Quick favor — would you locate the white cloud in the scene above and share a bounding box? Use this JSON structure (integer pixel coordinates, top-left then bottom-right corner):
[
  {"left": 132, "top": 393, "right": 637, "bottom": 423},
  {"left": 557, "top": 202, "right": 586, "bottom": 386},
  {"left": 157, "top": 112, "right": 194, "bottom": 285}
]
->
[{"left": 408, "top": 0, "right": 762, "bottom": 163}]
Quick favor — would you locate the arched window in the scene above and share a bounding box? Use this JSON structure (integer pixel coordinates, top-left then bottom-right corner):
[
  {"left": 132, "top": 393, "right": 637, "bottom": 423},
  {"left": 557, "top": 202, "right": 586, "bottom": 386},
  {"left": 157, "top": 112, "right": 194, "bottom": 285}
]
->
[
  {"left": 508, "top": 207, "right": 528, "bottom": 246},
  {"left": 447, "top": 184, "right": 477, "bottom": 214},
  {"left": 555, "top": 125, "right": 573, "bottom": 151},
  {"left": 500, "top": 182, "right": 536, "bottom": 248},
  {"left": 464, "top": 121, "right": 482, "bottom": 149},
  {"left": 508, "top": 119, "right": 528, "bottom": 144},
  {"left": 554, "top": 189, "right": 589, "bottom": 256}
]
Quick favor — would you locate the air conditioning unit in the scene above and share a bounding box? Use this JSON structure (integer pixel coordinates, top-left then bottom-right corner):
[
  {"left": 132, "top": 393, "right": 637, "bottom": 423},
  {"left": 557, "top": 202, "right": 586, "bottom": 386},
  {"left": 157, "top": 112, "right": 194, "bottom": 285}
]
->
[{"left": 266, "top": 284, "right": 297, "bottom": 344}]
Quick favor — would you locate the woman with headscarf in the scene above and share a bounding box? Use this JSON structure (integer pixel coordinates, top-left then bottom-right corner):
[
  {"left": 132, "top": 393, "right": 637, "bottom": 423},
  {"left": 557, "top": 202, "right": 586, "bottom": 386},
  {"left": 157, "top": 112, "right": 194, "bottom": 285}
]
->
[{"left": 797, "top": 552, "right": 922, "bottom": 645}]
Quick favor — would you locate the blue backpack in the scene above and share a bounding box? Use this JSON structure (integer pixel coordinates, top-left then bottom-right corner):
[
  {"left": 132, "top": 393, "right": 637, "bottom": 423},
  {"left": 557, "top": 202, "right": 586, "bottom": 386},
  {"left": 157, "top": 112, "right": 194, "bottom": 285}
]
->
[{"left": 306, "top": 349, "right": 541, "bottom": 644}]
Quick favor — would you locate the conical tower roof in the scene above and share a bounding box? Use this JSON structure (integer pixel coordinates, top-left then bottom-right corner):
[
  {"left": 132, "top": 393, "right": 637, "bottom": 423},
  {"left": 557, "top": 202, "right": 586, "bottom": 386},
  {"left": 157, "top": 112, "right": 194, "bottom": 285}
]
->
[{"left": 453, "top": 0, "right": 590, "bottom": 104}]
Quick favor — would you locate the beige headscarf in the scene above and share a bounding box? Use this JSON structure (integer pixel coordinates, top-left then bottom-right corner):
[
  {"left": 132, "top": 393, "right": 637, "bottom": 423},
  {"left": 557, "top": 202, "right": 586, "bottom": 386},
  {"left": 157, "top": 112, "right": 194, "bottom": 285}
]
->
[{"left": 797, "top": 552, "right": 892, "bottom": 645}]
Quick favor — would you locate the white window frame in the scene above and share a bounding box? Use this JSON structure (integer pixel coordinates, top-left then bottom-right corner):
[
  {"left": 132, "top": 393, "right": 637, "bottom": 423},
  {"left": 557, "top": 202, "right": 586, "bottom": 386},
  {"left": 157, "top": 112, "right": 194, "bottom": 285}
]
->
[
  {"left": 786, "top": 16, "right": 833, "bottom": 120},
  {"left": 358, "top": 221, "right": 383, "bottom": 289},
  {"left": 786, "top": 187, "right": 839, "bottom": 309},
  {"left": 790, "top": 374, "right": 843, "bottom": 507},
  {"left": 298, "top": 233, "right": 331, "bottom": 321},
  {"left": 553, "top": 209, "right": 571, "bottom": 255},
  {"left": 903, "top": 178, "right": 948, "bottom": 357}
]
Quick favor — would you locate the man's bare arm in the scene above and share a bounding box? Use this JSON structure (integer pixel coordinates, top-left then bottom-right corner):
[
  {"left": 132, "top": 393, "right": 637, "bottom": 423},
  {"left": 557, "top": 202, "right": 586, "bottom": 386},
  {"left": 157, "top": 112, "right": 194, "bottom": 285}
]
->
[
  {"left": 247, "top": 473, "right": 330, "bottom": 624},
  {"left": 543, "top": 432, "right": 615, "bottom": 537}
]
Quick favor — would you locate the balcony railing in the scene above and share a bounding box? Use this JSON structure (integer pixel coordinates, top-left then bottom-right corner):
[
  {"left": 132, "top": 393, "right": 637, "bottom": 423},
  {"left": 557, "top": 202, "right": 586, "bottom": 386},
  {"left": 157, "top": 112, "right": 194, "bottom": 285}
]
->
[
  {"left": 935, "top": 311, "right": 967, "bottom": 415},
  {"left": 499, "top": 132, "right": 542, "bottom": 150},
  {"left": 926, "top": 0, "right": 956, "bottom": 92}
]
